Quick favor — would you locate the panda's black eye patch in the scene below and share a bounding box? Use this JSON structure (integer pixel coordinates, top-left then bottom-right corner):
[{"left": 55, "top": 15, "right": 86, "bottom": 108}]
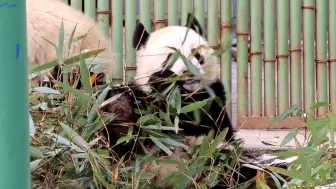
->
[{"left": 191, "top": 48, "right": 204, "bottom": 65}]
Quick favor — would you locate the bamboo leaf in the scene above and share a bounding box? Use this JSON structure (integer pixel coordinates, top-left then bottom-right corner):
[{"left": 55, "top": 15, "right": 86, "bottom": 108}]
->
[
  {"left": 116, "top": 135, "right": 135, "bottom": 145},
  {"left": 30, "top": 48, "right": 106, "bottom": 74},
  {"left": 280, "top": 128, "right": 298, "bottom": 147},
  {"left": 79, "top": 54, "right": 92, "bottom": 93},
  {"left": 57, "top": 19, "right": 65, "bottom": 59},
  {"left": 59, "top": 122, "right": 90, "bottom": 151},
  {"left": 149, "top": 135, "right": 173, "bottom": 156},
  {"left": 54, "top": 81, "right": 91, "bottom": 105},
  {"left": 180, "top": 97, "right": 213, "bottom": 113},
  {"left": 67, "top": 23, "right": 77, "bottom": 54},
  {"left": 30, "top": 146, "right": 43, "bottom": 158},
  {"left": 32, "top": 87, "right": 61, "bottom": 95},
  {"left": 30, "top": 159, "right": 42, "bottom": 171},
  {"left": 87, "top": 86, "right": 111, "bottom": 124},
  {"left": 272, "top": 104, "right": 299, "bottom": 126},
  {"left": 206, "top": 127, "right": 228, "bottom": 155},
  {"left": 160, "top": 137, "right": 189, "bottom": 150}
]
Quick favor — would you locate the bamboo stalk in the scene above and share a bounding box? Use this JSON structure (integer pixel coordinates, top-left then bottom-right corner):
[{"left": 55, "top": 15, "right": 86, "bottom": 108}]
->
[
  {"left": 264, "top": 0, "right": 276, "bottom": 117},
  {"left": 237, "top": 0, "right": 249, "bottom": 117},
  {"left": 250, "top": 0, "right": 262, "bottom": 116},
  {"left": 220, "top": 0, "right": 233, "bottom": 120},
  {"left": 302, "top": 0, "right": 316, "bottom": 112}
]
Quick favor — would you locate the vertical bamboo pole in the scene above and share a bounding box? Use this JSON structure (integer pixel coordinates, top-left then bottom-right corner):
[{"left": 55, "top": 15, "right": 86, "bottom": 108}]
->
[
  {"left": 302, "top": 0, "right": 315, "bottom": 112},
  {"left": 194, "top": 0, "right": 205, "bottom": 34},
  {"left": 111, "top": 0, "right": 123, "bottom": 83},
  {"left": 84, "top": 0, "right": 96, "bottom": 20},
  {"left": 237, "top": 0, "right": 249, "bottom": 117},
  {"left": 154, "top": 0, "right": 166, "bottom": 30},
  {"left": 168, "top": 0, "right": 179, "bottom": 26},
  {"left": 59, "top": 0, "right": 68, "bottom": 3},
  {"left": 330, "top": 0, "right": 336, "bottom": 114},
  {"left": 277, "top": 0, "right": 289, "bottom": 115},
  {"left": 181, "top": 0, "right": 193, "bottom": 26},
  {"left": 250, "top": 0, "right": 262, "bottom": 116},
  {"left": 264, "top": 0, "right": 276, "bottom": 117},
  {"left": 207, "top": 0, "right": 218, "bottom": 45},
  {"left": 125, "top": 0, "right": 136, "bottom": 81},
  {"left": 0, "top": 0, "right": 30, "bottom": 188},
  {"left": 97, "top": 0, "right": 109, "bottom": 38},
  {"left": 220, "top": 0, "right": 233, "bottom": 119},
  {"left": 316, "top": 0, "right": 328, "bottom": 116},
  {"left": 71, "top": 0, "right": 83, "bottom": 11},
  {"left": 140, "top": 0, "right": 152, "bottom": 32},
  {"left": 290, "top": 0, "right": 302, "bottom": 116}
]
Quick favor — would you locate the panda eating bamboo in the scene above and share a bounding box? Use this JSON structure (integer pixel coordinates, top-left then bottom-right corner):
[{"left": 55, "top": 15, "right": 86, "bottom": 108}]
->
[{"left": 98, "top": 13, "right": 241, "bottom": 188}]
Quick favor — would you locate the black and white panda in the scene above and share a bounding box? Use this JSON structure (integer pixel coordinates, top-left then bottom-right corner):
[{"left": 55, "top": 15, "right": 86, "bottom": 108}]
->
[
  {"left": 27, "top": 0, "right": 116, "bottom": 89},
  {"left": 100, "top": 12, "right": 235, "bottom": 156},
  {"left": 99, "top": 13, "right": 294, "bottom": 189}
]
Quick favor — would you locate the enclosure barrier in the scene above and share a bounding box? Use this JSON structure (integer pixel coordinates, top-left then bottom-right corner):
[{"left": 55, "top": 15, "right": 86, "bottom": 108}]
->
[
  {"left": 0, "top": 0, "right": 30, "bottom": 188},
  {"left": 61, "top": 0, "right": 335, "bottom": 129}
]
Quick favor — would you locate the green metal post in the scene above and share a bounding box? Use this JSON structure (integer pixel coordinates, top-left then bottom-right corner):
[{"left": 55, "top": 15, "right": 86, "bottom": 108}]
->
[
  {"left": 316, "top": 0, "right": 328, "bottom": 116},
  {"left": 154, "top": 0, "right": 166, "bottom": 30},
  {"left": 111, "top": 0, "right": 124, "bottom": 83},
  {"left": 237, "top": 0, "right": 249, "bottom": 117},
  {"left": 290, "top": 0, "right": 302, "bottom": 116},
  {"left": 84, "top": 0, "right": 96, "bottom": 20},
  {"left": 194, "top": 0, "right": 205, "bottom": 35},
  {"left": 125, "top": 0, "right": 136, "bottom": 81},
  {"left": 71, "top": 0, "right": 82, "bottom": 11},
  {"left": 140, "top": 0, "right": 152, "bottom": 32},
  {"left": 168, "top": 0, "right": 179, "bottom": 26},
  {"left": 181, "top": 0, "right": 193, "bottom": 26},
  {"left": 207, "top": 0, "right": 218, "bottom": 45},
  {"left": 303, "top": 0, "right": 315, "bottom": 113},
  {"left": 0, "top": 0, "right": 30, "bottom": 188},
  {"left": 330, "top": 0, "right": 336, "bottom": 114},
  {"left": 277, "top": 0, "right": 289, "bottom": 115},
  {"left": 220, "top": 0, "right": 232, "bottom": 119},
  {"left": 97, "top": 0, "right": 110, "bottom": 38},
  {"left": 264, "top": 0, "right": 276, "bottom": 117},
  {"left": 250, "top": 0, "right": 262, "bottom": 116}
]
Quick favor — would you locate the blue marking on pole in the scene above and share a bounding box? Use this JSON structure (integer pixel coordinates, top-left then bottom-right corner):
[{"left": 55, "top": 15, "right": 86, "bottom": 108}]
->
[
  {"left": 0, "top": 2, "right": 8, "bottom": 8},
  {"left": 16, "top": 44, "right": 20, "bottom": 59},
  {"left": 0, "top": 3, "right": 16, "bottom": 8}
]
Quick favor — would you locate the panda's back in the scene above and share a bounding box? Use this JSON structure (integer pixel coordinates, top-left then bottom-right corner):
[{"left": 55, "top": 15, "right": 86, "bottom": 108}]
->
[{"left": 26, "top": 0, "right": 115, "bottom": 77}]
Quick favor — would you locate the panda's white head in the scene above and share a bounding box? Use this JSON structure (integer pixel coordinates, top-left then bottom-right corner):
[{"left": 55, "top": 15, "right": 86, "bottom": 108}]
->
[{"left": 132, "top": 15, "right": 220, "bottom": 93}]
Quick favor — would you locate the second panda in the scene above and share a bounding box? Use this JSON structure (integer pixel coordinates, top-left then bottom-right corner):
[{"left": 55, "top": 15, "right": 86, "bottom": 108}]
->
[{"left": 27, "top": 0, "right": 116, "bottom": 88}]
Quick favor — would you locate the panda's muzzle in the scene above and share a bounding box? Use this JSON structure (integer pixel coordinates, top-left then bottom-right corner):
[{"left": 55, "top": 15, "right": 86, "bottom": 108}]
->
[{"left": 148, "top": 69, "right": 201, "bottom": 92}]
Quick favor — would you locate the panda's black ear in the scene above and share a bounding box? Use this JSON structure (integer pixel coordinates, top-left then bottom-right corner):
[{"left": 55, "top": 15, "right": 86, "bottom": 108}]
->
[
  {"left": 133, "top": 22, "right": 149, "bottom": 50},
  {"left": 186, "top": 13, "right": 203, "bottom": 36}
]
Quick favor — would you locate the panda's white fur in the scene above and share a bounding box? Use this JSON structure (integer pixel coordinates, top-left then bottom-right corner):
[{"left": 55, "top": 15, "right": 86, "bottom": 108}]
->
[
  {"left": 133, "top": 26, "right": 219, "bottom": 93},
  {"left": 27, "top": 0, "right": 116, "bottom": 82}
]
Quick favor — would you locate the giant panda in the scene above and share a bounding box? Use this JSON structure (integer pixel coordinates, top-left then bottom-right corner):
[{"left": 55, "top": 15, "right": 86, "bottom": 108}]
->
[
  {"left": 97, "top": 12, "right": 237, "bottom": 187},
  {"left": 27, "top": 0, "right": 116, "bottom": 89},
  {"left": 98, "top": 13, "right": 294, "bottom": 189},
  {"left": 99, "top": 12, "right": 235, "bottom": 156}
]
